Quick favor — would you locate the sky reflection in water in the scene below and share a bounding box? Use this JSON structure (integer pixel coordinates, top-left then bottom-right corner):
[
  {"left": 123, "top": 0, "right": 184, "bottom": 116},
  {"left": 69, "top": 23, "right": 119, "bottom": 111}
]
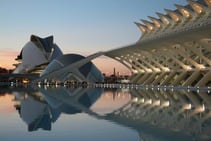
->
[{"left": 0, "top": 86, "right": 211, "bottom": 141}]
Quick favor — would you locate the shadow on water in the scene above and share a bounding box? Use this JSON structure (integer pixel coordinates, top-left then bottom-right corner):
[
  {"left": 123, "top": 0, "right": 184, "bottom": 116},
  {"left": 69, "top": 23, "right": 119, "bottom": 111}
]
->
[{"left": 1, "top": 86, "right": 211, "bottom": 141}]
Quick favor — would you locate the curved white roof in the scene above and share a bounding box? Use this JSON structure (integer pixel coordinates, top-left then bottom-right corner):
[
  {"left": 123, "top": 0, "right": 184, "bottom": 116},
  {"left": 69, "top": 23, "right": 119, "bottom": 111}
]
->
[
  {"left": 13, "top": 35, "right": 63, "bottom": 74},
  {"left": 40, "top": 54, "right": 104, "bottom": 82}
]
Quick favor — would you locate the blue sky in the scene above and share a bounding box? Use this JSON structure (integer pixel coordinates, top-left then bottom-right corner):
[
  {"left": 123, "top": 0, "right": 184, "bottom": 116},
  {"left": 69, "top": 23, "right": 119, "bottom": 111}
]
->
[{"left": 0, "top": 0, "right": 187, "bottom": 73}]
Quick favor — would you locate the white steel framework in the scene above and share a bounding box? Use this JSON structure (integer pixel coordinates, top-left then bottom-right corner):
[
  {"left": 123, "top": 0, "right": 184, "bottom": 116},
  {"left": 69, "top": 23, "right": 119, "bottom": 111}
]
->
[{"left": 105, "top": 0, "right": 211, "bottom": 87}]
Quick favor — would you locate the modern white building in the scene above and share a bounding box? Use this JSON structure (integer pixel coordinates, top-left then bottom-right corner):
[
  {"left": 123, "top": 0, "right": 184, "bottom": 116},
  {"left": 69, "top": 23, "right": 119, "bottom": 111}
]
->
[
  {"left": 40, "top": 54, "right": 104, "bottom": 83},
  {"left": 13, "top": 35, "right": 104, "bottom": 83},
  {"left": 13, "top": 35, "right": 63, "bottom": 74},
  {"left": 13, "top": 0, "right": 211, "bottom": 87},
  {"left": 104, "top": 0, "right": 211, "bottom": 88}
]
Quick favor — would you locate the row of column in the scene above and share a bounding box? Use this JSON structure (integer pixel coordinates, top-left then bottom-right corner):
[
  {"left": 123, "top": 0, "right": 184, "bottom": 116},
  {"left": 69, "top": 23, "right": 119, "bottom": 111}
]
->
[{"left": 115, "top": 40, "right": 211, "bottom": 87}]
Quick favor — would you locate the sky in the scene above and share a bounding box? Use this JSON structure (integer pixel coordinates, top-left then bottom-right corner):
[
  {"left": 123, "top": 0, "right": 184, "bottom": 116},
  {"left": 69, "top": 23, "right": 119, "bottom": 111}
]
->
[{"left": 0, "top": 0, "right": 187, "bottom": 75}]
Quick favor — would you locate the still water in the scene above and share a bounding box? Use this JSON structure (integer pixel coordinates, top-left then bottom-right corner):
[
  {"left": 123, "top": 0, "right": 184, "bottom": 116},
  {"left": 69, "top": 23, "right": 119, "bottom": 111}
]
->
[{"left": 0, "top": 85, "right": 211, "bottom": 141}]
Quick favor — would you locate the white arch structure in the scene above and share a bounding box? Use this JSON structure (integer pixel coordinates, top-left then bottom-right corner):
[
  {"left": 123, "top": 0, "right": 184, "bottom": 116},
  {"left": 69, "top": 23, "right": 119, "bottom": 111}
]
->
[
  {"left": 104, "top": 0, "right": 211, "bottom": 88},
  {"left": 32, "top": 52, "right": 104, "bottom": 83},
  {"left": 33, "top": 0, "right": 211, "bottom": 87}
]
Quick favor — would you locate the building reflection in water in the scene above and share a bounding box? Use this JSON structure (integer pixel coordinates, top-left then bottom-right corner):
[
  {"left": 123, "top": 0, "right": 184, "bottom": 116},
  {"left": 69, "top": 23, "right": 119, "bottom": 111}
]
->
[
  {"left": 123, "top": 89, "right": 211, "bottom": 140},
  {"left": 11, "top": 87, "right": 211, "bottom": 140},
  {"left": 13, "top": 87, "right": 103, "bottom": 131}
]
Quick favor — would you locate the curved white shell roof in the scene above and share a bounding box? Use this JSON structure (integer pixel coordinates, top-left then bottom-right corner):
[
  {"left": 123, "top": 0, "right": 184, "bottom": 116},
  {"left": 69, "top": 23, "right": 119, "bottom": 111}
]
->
[{"left": 13, "top": 35, "right": 63, "bottom": 74}]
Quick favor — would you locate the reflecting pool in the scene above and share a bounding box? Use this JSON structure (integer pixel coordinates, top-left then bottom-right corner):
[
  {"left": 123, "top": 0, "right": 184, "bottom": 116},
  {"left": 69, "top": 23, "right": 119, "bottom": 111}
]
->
[{"left": 0, "top": 86, "right": 211, "bottom": 141}]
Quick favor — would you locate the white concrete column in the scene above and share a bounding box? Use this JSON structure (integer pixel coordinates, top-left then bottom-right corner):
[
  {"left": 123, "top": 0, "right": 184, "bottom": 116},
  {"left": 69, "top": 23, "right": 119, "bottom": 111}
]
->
[
  {"left": 183, "top": 42, "right": 211, "bottom": 66},
  {"left": 137, "top": 73, "right": 151, "bottom": 84},
  {"left": 160, "top": 71, "right": 177, "bottom": 85},
  {"left": 152, "top": 72, "right": 167, "bottom": 85},
  {"left": 182, "top": 71, "right": 200, "bottom": 86},
  {"left": 172, "top": 71, "right": 188, "bottom": 86},
  {"left": 143, "top": 73, "right": 157, "bottom": 85},
  {"left": 195, "top": 71, "right": 211, "bottom": 87},
  {"left": 173, "top": 46, "right": 206, "bottom": 70}
]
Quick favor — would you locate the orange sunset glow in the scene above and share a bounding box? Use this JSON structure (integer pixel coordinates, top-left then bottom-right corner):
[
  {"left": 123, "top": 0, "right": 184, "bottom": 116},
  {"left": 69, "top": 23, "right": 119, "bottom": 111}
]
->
[
  {"left": 0, "top": 94, "right": 16, "bottom": 113},
  {"left": 0, "top": 48, "right": 130, "bottom": 75},
  {"left": 0, "top": 49, "right": 18, "bottom": 69},
  {"left": 93, "top": 56, "right": 131, "bottom": 76},
  {"left": 91, "top": 90, "right": 132, "bottom": 115}
]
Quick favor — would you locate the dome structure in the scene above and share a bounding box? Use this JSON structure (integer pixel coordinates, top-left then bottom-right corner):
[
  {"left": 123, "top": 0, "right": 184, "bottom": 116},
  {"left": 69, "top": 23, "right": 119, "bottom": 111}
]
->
[
  {"left": 13, "top": 35, "right": 63, "bottom": 74},
  {"left": 41, "top": 54, "right": 104, "bottom": 83}
]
